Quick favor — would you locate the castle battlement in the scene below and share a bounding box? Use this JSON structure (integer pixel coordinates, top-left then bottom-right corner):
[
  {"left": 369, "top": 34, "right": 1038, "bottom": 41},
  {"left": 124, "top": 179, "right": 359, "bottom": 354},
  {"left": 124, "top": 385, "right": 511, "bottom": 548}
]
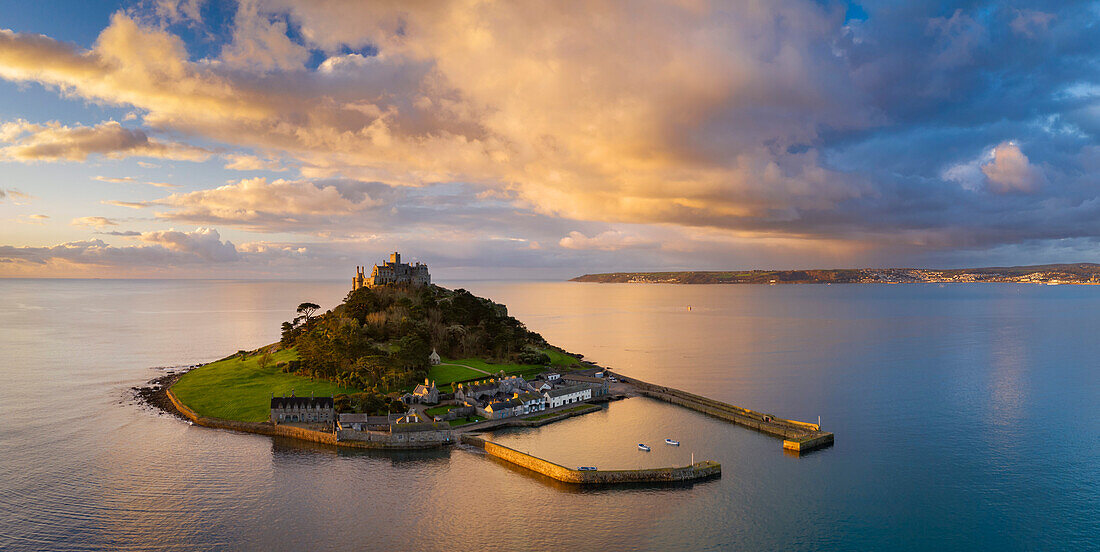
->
[{"left": 353, "top": 252, "right": 431, "bottom": 290}]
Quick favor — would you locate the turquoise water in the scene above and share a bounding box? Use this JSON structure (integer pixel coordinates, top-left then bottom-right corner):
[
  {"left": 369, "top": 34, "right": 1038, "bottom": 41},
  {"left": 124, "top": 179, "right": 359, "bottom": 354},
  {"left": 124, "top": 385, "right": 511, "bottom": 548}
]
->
[{"left": 0, "top": 279, "right": 1097, "bottom": 550}]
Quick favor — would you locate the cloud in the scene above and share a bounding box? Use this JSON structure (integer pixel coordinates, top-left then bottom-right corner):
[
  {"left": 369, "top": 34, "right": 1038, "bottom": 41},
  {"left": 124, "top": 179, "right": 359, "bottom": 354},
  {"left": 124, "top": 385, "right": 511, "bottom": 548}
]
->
[
  {"left": 981, "top": 142, "right": 1044, "bottom": 194},
  {"left": 13, "top": 214, "right": 49, "bottom": 225},
  {"left": 0, "top": 8, "right": 873, "bottom": 231},
  {"left": 223, "top": 153, "right": 287, "bottom": 171},
  {"left": 151, "top": 177, "right": 383, "bottom": 231},
  {"left": 94, "top": 175, "right": 180, "bottom": 188},
  {"left": 71, "top": 216, "right": 119, "bottom": 228},
  {"left": 102, "top": 200, "right": 151, "bottom": 209},
  {"left": 140, "top": 227, "right": 239, "bottom": 262},
  {"left": 0, "top": 120, "right": 211, "bottom": 162},
  {"left": 1010, "top": 10, "right": 1056, "bottom": 39},
  {"left": 2, "top": 3, "right": 1100, "bottom": 266},
  {"left": 0, "top": 188, "right": 33, "bottom": 203},
  {"left": 0, "top": 228, "right": 240, "bottom": 269},
  {"left": 93, "top": 176, "right": 137, "bottom": 183},
  {"left": 97, "top": 230, "right": 141, "bottom": 236},
  {"left": 559, "top": 230, "right": 658, "bottom": 251}
]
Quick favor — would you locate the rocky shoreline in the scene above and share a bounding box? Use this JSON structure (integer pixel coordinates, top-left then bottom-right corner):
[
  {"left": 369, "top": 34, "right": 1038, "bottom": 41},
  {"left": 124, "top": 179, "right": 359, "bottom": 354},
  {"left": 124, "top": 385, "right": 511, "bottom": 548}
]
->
[{"left": 133, "top": 369, "right": 192, "bottom": 420}]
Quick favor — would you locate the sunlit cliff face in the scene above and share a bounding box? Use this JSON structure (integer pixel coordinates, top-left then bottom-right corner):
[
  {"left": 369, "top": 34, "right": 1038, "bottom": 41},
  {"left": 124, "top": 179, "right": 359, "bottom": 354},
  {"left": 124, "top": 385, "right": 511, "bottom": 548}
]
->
[{"left": 0, "top": 1, "right": 1098, "bottom": 277}]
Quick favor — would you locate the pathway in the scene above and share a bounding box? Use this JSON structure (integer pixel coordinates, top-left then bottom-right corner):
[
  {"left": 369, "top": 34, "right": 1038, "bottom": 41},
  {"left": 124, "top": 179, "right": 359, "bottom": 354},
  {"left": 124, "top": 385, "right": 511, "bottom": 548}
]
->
[{"left": 437, "top": 362, "right": 495, "bottom": 377}]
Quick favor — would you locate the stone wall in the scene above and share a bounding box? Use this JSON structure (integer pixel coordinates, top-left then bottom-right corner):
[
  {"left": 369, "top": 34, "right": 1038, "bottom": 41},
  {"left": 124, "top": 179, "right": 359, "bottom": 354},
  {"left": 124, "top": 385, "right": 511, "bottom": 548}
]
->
[
  {"left": 608, "top": 371, "right": 820, "bottom": 439},
  {"left": 608, "top": 371, "right": 833, "bottom": 453},
  {"left": 167, "top": 389, "right": 453, "bottom": 449},
  {"left": 462, "top": 434, "right": 720, "bottom": 485}
]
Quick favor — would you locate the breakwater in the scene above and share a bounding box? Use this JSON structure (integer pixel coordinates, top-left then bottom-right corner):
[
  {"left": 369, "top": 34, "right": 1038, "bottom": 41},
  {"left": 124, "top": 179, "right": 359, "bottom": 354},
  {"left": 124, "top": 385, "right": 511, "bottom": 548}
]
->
[
  {"left": 165, "top": 389, "right": 453, "bottom": 449},
  {"left": 608, "top": 371, "right": 834, "bottom": 453},
  {"left": 461, "top": 434, "right": 720, "bottom": 485}
]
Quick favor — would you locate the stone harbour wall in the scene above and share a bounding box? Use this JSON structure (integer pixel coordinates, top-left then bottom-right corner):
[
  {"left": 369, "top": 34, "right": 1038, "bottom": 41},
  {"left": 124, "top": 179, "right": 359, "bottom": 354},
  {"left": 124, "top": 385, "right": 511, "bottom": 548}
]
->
[
  {"left": 166, "top": 389, "right": 453, "bottom": 449},
  {"left": 462, "top": 434, "right": 720, "bottom": 485}
]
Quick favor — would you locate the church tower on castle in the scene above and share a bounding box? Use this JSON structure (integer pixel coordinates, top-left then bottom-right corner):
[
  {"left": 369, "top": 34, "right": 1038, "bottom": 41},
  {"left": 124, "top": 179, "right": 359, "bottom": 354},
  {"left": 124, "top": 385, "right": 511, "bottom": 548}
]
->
[{"left": 353, "top": 252, "right": 430, "bottom": 290}]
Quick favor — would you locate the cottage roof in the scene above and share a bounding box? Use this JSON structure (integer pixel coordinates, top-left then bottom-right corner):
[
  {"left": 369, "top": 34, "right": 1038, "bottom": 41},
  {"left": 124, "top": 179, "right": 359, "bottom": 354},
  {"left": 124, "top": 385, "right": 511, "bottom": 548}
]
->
[
  {"left": 338, "top": 413, "right": 391, "bottom": 424},
  {"left": 561, "top": 374, "right": 606, "bottom": 384},
  {"left": 544, "top": 385, "right": 590, "bottom": 398},
  {"left": 270, "top": 396, "right": 334, "bottom": 409}
]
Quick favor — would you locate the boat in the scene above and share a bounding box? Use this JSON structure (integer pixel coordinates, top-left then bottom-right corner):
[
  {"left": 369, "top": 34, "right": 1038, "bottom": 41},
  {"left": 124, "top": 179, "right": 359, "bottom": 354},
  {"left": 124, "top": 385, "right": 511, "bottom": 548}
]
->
[
  {"left": 664, "top": 438, "right": 680, "bottom": 446},
  {"left": 637, "top": 443, "right": 651, "bottom": 451},
  {"left": 578, "top": 466, "right": 597, "bottom": 471}
]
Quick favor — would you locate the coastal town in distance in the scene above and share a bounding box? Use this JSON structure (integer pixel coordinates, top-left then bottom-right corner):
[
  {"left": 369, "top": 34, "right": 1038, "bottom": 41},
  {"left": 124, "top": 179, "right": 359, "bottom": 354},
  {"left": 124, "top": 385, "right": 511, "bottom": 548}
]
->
[{"left": 573, "top": 263, "right": 1100, "bottom": 285}]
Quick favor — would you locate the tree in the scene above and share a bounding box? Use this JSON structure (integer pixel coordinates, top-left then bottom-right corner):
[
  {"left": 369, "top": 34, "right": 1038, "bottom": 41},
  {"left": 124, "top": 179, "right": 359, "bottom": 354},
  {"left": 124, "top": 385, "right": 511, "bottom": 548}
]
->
[
  {"left": 296, "top": 302, "right": 320, "bottom": 320},
  {"left": 258, "top": 349, "right": 273, "bottom": 370}
]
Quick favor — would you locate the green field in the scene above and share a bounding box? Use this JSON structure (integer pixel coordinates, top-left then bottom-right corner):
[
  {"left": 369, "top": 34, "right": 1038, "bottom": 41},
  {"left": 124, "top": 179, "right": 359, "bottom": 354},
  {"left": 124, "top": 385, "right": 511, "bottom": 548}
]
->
[
  {"left": 171, "top": 348, "right": 362, "bottom": 422},
  {"left": 427, "top": 364, "right": 484, "bottom": 385},
  {"left": 448, "top": 416, "right": 484, "bottom": 427},
  {"left": 424, "top": 405, "right": 455, "bottom": 417},
  {"left": 440, "top": 350, "right": 581, "bottom": 381}
]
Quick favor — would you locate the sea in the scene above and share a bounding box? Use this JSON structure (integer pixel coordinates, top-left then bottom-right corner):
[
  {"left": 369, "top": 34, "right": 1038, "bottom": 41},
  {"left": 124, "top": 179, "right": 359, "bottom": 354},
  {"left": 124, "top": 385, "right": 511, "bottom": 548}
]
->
[{"left": 0, "top": 279, "right": 1097, "bottom": 551}]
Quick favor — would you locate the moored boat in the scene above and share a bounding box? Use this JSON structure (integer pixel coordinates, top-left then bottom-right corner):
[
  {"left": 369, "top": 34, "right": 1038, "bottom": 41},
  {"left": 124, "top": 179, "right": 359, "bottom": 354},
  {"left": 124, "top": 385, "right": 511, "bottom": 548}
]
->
[
  {"left": 637, "top": 443, "right": 651, "bottom": 451},
  {"left": 665, "top": 438, "right": 680, "bottom": 446}
]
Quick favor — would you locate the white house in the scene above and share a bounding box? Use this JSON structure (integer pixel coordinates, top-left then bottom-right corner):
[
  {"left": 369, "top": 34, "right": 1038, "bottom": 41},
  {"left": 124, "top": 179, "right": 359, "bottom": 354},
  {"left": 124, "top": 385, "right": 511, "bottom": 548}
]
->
[
  {"left": 543, "top": 385, "right": 592, "bottom": 409},
  {"left": 428, "top": 349, "right": 441, "bottom": 365},
  {"left": 517, "top": 391, "right": 545, "bottom": 414}
]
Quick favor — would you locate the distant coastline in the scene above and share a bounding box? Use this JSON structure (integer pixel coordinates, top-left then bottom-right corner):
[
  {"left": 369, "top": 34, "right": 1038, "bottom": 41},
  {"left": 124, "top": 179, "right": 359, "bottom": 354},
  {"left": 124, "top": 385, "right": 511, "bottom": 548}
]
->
[{"left": 570, "top": 263, "right": 1100, "bottom": 285}]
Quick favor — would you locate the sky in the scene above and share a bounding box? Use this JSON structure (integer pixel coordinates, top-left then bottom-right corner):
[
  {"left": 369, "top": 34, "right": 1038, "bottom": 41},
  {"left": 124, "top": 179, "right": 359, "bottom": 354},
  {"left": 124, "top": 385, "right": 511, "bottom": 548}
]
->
[{"left": 1, "top": 0, "right": 1099, "bottom": 279}]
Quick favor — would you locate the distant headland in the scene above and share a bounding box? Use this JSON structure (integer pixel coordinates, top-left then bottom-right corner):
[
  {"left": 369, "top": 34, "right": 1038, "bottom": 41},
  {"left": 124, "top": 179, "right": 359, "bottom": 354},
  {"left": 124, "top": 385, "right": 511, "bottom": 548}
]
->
[{"left": 571, "top": 263, "right": 1100, "bottom": 285}]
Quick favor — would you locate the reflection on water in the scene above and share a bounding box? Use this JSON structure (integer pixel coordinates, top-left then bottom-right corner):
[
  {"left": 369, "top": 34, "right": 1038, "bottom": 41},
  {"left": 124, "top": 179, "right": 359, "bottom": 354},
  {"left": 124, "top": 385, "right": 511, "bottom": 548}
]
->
[{"left": 1, "top": 279, "right": 1098, "bottom": 550}]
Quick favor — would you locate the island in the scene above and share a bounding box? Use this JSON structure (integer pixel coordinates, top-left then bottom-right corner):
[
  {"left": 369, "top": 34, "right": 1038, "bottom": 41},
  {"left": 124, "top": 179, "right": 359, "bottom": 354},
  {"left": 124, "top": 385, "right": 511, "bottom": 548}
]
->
[
  {"left": 571, "top": 263, "right": 1100, "bottom": 285},
  {"left": 153, "top": 252, "right": 831, "bottom": 486}
]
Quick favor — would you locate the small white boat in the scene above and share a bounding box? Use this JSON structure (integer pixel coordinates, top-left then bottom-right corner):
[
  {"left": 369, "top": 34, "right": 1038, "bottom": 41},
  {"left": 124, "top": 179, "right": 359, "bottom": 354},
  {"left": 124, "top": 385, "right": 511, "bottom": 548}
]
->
[
  {"left": 665, "top": 438, "right": 680, "bottom": 446},
  {"left": 637, "top": 443, "right": 651, "bottom": 451},
  {"left": 578, "top": 466, "right": 597, "bottom": 471}
]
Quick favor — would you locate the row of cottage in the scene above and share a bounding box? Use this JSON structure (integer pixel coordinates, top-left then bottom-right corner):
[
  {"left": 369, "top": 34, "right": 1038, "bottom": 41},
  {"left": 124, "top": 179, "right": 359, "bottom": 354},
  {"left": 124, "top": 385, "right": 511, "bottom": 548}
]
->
[
  {"left": 269, "top": 371, "right": 610, "bottom": 426},
  {"left": 413, "top": 371, "right": 610, "bottom": 421}
]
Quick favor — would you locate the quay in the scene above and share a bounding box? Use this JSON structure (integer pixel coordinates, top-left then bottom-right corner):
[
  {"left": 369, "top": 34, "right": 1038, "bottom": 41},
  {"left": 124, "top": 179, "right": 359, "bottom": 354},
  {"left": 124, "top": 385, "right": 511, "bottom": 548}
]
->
[
  {"left": 461, "top": 434, "right": 721, "bottom": 485},
  {"left": 606, "top": 371, "right": 834, "bottom": 453}
]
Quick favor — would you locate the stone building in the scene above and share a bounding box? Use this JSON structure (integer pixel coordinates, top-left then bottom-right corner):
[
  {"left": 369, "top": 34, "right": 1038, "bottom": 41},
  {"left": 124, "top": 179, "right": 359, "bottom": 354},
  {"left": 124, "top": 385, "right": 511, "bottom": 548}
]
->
[
  {"left": 560, "top": 374, "right": 610, "bottom": 397},
  {"left": 353, "top": 252, "right": 431, "bottom": 290},
  {"left": 544, "top": 385, "right": 592, "bottom": 408},
  {"left": 411, "top": 379, "right": 440, "bottom": 404},
  {"left": 270, "top": 394, "right": 335, "bottom": 424}
]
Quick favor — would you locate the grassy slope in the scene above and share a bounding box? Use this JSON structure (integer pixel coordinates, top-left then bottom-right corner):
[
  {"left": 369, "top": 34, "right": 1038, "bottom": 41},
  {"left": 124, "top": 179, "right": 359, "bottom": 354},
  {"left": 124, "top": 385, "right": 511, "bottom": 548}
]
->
[
  {"left": 174, "top": 344, "right": 582, "bottom": 421},
  {"left": 441, "top": 349, "right": 581, "bottom": 382},
  {"left": 427, "top": 364, "right": 483, "bottom": 385},
  {"left": 172, "top": 348, "right": 363, "bottom": 422}
]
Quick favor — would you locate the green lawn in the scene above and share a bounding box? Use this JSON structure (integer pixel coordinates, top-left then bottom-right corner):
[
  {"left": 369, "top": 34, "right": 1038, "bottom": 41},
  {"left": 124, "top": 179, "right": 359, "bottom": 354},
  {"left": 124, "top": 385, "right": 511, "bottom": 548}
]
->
[
  {"left": 448, "top": 416, "right": 485, "bottom": 427},
  {"left": 543, "top": 348, "right": 582, "bottom": 368},
  {"left": 424, "top": 405, "right": 455, "bottom": 417},
  {"left": 171, "top": 348, "right": 363, "bottom": 422},
  {"left": 427, "top": 363, "right": 484, "bottom": 385}
]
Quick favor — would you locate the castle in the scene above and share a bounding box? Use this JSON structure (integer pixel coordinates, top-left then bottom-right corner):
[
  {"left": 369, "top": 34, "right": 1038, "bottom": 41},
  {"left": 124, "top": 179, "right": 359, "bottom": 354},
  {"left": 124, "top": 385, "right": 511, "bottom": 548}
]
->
[{"left": 353, "top": 252, "right": 431, "bottom": 290}]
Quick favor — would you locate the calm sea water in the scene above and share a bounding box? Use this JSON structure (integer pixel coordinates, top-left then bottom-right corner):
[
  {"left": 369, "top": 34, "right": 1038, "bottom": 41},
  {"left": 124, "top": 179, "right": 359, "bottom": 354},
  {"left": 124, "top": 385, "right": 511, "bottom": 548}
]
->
[{"left": 0, "top": 279, "right": 1097, "bottom": 551}]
